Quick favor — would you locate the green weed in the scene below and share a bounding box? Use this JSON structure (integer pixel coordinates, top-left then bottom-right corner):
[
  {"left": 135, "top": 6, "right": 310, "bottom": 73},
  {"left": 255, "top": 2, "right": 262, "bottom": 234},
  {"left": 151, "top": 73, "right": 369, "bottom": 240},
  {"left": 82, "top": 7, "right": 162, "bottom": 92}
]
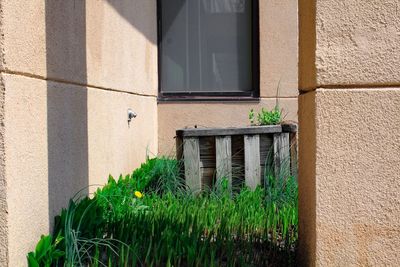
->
[
  {"left": 26, "top": 234, "right": 64, "bottom": 267},
  {"left": 249, "top": 106, "right": 282, "bottom": 126}
]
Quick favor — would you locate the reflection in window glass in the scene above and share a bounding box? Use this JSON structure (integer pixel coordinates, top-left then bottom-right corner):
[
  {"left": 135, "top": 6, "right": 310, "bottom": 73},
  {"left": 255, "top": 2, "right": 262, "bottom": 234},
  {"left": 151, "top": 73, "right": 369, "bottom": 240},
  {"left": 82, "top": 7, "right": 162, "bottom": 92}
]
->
[{"left": 160, "top": 0, "right": 253, "bottom": 94}]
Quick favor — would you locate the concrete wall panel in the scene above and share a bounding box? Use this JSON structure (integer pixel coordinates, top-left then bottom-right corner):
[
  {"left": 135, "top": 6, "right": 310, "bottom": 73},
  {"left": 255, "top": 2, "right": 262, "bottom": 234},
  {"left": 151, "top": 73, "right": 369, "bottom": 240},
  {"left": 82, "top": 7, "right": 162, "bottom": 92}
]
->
[
  {"left": 1, "top": 0, "right": 158, "bottom": 96},
  {"left": 260, "top": 0, "right": 298, "bottom": 97},
  {"left": 86, "top": 0, "right": 158, "bottom": 96},
  {"left": 299, "top": 88, "right": 400, "bottom": 266},
  {"left": 316, "top": 0, "right": 400, "bottom": 86},
  {"left": 300, "top": 0, "right": 400, "bottom": 90},
  {"left": 1, "top": 0, "right": 46, "bottom": 76},
  {"left": 88, "top": 88, "right": 158, "bottom": 189},
  {"left": 4, "top": 74, "right": 50, "bottom": 266}
]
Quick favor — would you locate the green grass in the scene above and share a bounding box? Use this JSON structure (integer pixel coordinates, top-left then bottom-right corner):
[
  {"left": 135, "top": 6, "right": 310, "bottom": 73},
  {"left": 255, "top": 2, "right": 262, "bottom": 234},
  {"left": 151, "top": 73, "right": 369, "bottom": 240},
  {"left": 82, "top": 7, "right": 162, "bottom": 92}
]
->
[
  {"left": 105, "top": 185, "right": 297, "bottom": 266},
  {"left": 28, "top": 156, "right": 298, "bottom": 266}
]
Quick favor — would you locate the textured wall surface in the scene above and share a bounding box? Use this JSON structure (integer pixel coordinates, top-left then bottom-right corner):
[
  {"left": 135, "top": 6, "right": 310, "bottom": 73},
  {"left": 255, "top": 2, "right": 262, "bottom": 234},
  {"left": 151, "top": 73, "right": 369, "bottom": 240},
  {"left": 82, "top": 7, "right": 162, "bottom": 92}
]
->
[
  {"left": 86, "top": 0, "right": 158, "bottom": 95},
  {"left": 4, "top": 74, "right": 51, "bottom": 265},
  {"left": 259, "top": 0, "right": 298, "bottom": 98},
  {"left": 87, "top": 88, "right": 158, "bottom": 187},
  {"left": 0, "top": 0, "right": 158, "bottom": 265},
  {"left": 300, "top": 89, "right": 400, "bottom": 266},
  {"left": 315, "top": 0, "right": 400, "bottom": 87},
  {"left": 158, "top": 0, "right": 299, "bottom": 154},
  {"left": 1, "top": 0, "right": 157, "bottom": 95},
  {"left": 300, "top": 0, "right": 400, "bottom": 90},
  {"left": 0, "top": 76, "right": 7, "bottom": 266},
  {"left": 299, "top": 1, "right": 400, "bottom": 265}
]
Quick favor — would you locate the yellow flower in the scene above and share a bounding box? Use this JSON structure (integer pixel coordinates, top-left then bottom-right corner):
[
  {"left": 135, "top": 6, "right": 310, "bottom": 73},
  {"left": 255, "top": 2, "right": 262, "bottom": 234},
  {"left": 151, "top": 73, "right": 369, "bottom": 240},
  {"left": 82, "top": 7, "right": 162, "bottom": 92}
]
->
[{"left": 134, "top": 191, "right": 143, "bottom": 199}]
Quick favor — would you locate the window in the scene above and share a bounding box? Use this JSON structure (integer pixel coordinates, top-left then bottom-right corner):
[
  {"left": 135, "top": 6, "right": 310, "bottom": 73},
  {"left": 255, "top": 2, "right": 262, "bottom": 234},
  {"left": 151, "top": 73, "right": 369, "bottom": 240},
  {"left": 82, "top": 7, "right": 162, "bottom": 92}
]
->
[{"left": 158, "top": 0, "right": 259, "bottom": 100}]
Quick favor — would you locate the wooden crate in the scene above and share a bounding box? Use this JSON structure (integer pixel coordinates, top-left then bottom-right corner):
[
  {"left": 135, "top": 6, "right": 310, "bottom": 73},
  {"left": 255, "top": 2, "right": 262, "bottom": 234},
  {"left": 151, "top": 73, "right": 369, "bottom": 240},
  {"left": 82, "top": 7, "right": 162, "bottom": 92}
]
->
[{"left": 176, "top": 124, "right": 297, "bottom": 192}]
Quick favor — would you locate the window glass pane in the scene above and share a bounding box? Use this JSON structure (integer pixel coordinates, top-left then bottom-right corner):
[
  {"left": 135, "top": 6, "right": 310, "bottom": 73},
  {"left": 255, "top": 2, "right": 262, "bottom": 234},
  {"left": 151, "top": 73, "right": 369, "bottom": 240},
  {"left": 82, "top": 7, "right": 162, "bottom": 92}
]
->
[{"left": 161, "top": 0, "right": 253, "bottom": 94}]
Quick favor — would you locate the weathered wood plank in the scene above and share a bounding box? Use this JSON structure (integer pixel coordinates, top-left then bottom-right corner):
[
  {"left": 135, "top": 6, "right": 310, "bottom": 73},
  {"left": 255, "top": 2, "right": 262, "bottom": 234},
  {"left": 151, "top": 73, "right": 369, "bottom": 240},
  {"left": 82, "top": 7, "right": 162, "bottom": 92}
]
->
[
  {"left": 199, "top": 137, "right": 216, "bottom": 168},
  {"left": 177, "top": 125, "right": 282, "bottom": 137},
  {"left": 176, "top": 136, "right": 183, "bottom": 160},
  {"left": 281, "top": 123, "right": 298, "bottom": 133},
  {"left": 273, "top": 133, "right": 290, "bottom": 178},
  {"left": 183, "top": 137, "right": 201, "bottom": 192},
  {"left": 199, "top": 137, "right": 215, "bottom": 187},
  {"left": 231, "top": 135, "right": 245, "bottom": 190},
  {"left": 244, "top": 135, "right": 261, "bottom": 189},
  {"left": 216, "top": 136, "right": 232, "bottom": 187},
  {"left": 200, "top": 167, "right": 215, "bottom": 190},
  {"left": 259, "top": 134, "right": 274, "bottom": 184}
]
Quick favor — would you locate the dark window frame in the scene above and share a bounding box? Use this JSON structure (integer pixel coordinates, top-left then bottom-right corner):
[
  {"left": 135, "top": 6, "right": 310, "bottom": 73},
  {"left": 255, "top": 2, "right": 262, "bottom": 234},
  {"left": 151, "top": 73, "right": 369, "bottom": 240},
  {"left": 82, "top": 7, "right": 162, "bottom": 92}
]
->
[{"left": 157, "top": 0, "right": 260, "bottom": 102}]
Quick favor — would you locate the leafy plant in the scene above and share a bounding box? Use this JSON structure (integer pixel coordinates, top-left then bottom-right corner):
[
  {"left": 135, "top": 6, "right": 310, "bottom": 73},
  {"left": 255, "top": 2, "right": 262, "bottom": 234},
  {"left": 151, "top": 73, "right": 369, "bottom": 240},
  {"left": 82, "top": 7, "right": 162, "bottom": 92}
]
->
[
  {"left": 51, "top": 195, "right": 129, "bottom": 267},
  {"left": 249, "top": 106, "right": 282, "bottom": 126},
  {"left": 27, "top": 234, "right": 64, "bottom": 267}
]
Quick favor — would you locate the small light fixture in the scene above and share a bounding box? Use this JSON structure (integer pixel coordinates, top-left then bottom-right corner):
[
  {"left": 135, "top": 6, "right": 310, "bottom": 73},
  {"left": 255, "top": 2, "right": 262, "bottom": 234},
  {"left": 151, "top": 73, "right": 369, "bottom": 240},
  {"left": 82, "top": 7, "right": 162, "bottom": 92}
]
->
[{"left": 127, "top": 108, "right": 137, "bottom": 124}]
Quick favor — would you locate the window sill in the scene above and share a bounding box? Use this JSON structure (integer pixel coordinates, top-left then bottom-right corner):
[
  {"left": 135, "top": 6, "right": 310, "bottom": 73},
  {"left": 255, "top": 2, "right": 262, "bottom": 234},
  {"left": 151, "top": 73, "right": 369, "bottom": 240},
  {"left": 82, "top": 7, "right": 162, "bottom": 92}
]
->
[{"left": 157, "top": 96, "right": 261, "bottom": 103}]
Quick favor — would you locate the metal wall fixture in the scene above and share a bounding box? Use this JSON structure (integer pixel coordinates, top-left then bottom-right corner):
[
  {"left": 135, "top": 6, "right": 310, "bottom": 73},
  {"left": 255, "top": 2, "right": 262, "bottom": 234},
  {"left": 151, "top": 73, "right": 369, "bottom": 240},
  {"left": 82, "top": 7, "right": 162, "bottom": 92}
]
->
[{"left": 127, "top": 108, "right": 137, "bottom": 124}]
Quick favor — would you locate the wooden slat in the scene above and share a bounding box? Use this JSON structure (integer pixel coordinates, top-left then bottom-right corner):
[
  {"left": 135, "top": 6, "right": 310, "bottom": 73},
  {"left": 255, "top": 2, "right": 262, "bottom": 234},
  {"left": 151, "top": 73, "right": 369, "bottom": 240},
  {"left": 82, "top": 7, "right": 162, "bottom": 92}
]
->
[
  {"left": 183, "top": 137, "right": 201, "bottom": 192},
  {"left": 259, "top": 134, "right": 274, "bottom": 184},
  {"left": 199, "top": 137, "right": 216, "bottom": 168},
  {"left": 231, "top": 135, "right": 245, "bottom": 190},
  {"left": 273, "top": 133, "right": 290, "bottom": 178},
  {"left": 201, "top": 167, "right": 215, "bottom": 190},
  {"left": 177, "top": 125, "right": 282, "bottom": 137},
  {"left": 244, "top": 135, "right": 261, "bottom": 189},
  {"left": 281, "top": 123, "right": 298, "bottom": 133},
  {"left": 259, "top": 135, "right": 273, "bottom": 164},
  {"left": 199, "top": 137, "right": 215, "bottom": 187},
  {"left": 176, "top": 136, "right": 183, "bottom": 160},
  {"left": 215, "top": 136, "right": 232, "bottom": 187}
]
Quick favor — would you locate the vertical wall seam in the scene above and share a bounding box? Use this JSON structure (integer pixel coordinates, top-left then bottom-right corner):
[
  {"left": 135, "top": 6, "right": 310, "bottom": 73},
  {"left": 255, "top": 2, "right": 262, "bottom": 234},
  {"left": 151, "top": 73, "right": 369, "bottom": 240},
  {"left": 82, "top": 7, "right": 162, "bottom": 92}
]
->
[
  {"left": 0, "top": 0, "right": 8, "bottom": 264},
  {"left": 0, "top": 76, "right": 7, "bottom": 266}
]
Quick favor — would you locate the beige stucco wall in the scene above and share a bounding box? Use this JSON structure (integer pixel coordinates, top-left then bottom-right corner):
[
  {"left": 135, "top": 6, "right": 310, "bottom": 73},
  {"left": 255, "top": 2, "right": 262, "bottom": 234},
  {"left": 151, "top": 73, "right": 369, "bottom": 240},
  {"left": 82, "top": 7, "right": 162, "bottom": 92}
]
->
[
  {"left": 299, "top": 0, "right": 400, "bottom": 266},
  {"left": 2, "top": 0, "right": 158, "bottom": 94},
  {"left": 299, "top": 89, "right": 400, "bottom": 266},
  {"left": 0, "top": 0, "right": 158, "bottom": 265},
  {"left": 158, "top": 0, "right": 299, "bottom": 155},
  {"left": 300, "top": 0, "right": 400, "bottom": 90}
]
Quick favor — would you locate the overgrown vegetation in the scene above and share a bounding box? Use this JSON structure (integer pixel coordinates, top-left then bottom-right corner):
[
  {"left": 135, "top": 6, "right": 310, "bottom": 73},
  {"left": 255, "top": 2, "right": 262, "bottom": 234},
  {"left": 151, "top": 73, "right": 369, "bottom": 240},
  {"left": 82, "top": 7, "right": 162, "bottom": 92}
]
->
[{"left": 28, "top": 157, "right": 298, "bottom": 266}]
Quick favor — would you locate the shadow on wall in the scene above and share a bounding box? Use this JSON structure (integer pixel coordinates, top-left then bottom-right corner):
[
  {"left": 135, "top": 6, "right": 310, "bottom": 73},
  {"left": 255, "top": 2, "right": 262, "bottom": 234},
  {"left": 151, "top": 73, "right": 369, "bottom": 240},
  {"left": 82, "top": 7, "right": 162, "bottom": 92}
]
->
[
  {"left": 45, "top": 1, "right": 88, "bottom": 229},
  {"left": 106, "top": 0, "right": 157, "bottom": 44},
  {"left": 45, "top": 0, "right": 158, "bottom": 230}
]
